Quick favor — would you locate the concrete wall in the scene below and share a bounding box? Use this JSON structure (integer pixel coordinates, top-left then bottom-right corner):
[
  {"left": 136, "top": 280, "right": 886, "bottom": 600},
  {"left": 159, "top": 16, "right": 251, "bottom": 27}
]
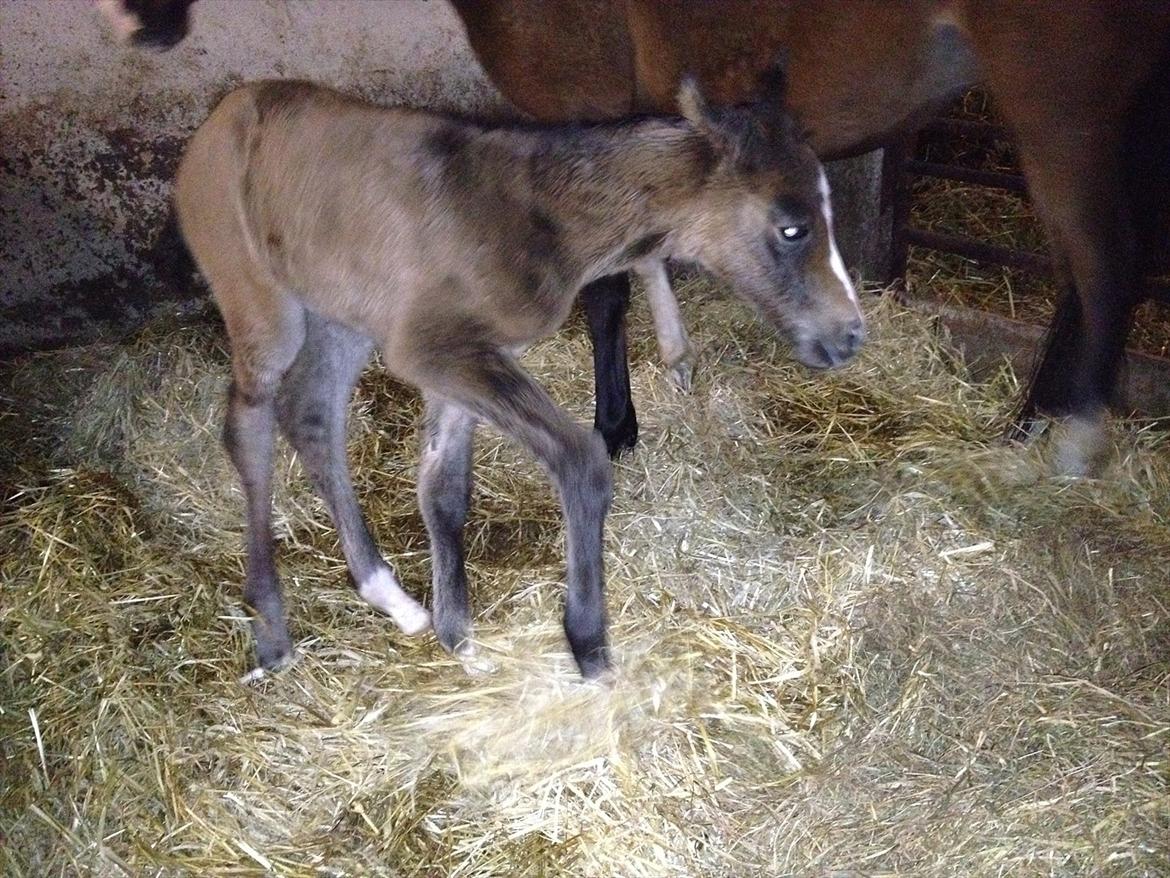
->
[
  {"left": 0, "top": 0, "right": 504, "bottom": 354},
  {"left": 1, "top": 0, "right": 891, "bottom": 356}
]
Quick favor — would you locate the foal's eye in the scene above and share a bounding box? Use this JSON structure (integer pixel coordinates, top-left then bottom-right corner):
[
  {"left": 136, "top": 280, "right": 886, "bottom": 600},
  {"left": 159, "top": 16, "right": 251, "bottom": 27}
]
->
[{"left": 778, "top": 225, "right": 809, "bottom": 242}]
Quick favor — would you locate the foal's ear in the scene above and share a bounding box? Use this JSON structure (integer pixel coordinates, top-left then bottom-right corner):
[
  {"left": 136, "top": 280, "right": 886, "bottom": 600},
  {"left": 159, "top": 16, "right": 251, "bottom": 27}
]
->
[
  {"left": 678, "top": 75, "right": 741, "bottom": 159},
  {"left": 677, "top": 75, "right": 714, "bottom": 130}
]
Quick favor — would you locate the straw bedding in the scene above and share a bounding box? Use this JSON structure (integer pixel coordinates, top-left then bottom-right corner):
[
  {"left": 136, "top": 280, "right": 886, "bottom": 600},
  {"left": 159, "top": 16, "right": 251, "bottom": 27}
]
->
[{"left": 2, "top": 278, "right": 1169, "bottom": 876}]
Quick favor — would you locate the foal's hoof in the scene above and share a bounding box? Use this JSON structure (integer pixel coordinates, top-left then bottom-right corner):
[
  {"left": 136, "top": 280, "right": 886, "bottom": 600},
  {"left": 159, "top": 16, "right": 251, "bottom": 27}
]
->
[
  {"left": 394, "top": 601, "right": 433, "bottom": 637},
  {"left": 242, "top": 633, "right": 295, "bottom": 684},
  {"left": 574, "top": 643, "right": 612, "bottom": 682},
  {"left": 251, "top": 617, "right": 294, "bottom": 671},
  {"left": 667, "top": 356, "right": 695, "bottom": 393},
  {"left": 359, "top": 569, "right": 432, "bottom": 635},
  {"left": 453, "top": 641, "right": 498, "bottom": 677}
]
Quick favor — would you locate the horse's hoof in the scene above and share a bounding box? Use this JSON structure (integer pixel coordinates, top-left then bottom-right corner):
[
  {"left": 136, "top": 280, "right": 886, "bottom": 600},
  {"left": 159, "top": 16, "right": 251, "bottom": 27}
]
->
[
  {"left": 359, "top": 568, "right": 432, "bottom": 635},
  {"left": 1050, "top": 413, "right": 1109, "bottom": 477},
  {"left": 597, "top": 411, "right": 638, "bottom": 458},
  {"left": 244, "top": 639, "right": 295, "bottom": 684},
  {"left": 573, "top": 642, "right": 612, "bottom": 681},
  {"left": 251, "top": 616, "right": 294, "bottom": 671},
  {"left": 454, "top": 641, "right": 498, "bottom": 677}
]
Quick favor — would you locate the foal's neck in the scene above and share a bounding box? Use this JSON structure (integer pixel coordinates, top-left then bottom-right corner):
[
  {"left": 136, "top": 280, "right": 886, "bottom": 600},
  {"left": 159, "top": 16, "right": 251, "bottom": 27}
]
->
[{"left": 523, "top": 119, "right": 713, "bottom": 279}]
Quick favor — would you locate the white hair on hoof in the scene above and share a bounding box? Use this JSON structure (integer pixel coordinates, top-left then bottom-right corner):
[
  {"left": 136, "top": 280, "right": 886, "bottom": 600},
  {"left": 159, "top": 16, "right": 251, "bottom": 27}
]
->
[
  {"left": 1050, "top": 412, "right": 1110, "bottom": 477},
  {"left": 96, "top": 0, "right": 142, "bottom": 44},
  {"left": 238, "top": 649, "right": 298, "bottom": 685},
  {"left": 454, "top": 641, "right": 499, "bottom": 677},
  {"left": 358, "top": 569, "right": 432, "bottom": 635}
]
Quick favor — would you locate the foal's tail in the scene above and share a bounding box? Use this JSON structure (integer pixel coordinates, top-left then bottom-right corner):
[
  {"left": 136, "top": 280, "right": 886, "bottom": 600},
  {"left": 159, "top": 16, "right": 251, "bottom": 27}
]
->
[{"left": 173, "top": 85, "right": 267, "bottom": 288}]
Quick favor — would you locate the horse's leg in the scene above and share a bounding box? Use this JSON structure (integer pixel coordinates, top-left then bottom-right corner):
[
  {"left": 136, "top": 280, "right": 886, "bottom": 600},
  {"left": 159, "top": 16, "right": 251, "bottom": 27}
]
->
[
  {"left": 415, "top": 343, "right": 612, "bottom": 678},
  {"left": 219, "top": 287, "right": 306, "bottom": 670},
  {"left": 582, "top": 272, "right": 638, "bottom": 457},
  {"left": 1010, "top": 140, "right": 1139, "bottom": 473},
  {"left": 636, "top": 258, "right": 696, "bottom": 392},
  {"left": 974, "top": 19, "right": 1166, "bottom": 472},
  {"left": 416, "top": 395, "right": 477, "bottom": 661},
  {"left": 1011, "top": 268, "right": 1079, "bottom": 437},
  {"left": 275, "top": 314, "right": 430, "bottom": 635}
]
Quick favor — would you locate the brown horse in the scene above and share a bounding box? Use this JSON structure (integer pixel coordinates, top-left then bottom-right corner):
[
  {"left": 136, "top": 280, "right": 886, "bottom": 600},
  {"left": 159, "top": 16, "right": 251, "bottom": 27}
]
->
[
  {"left": 450, "top": 0, "right": 1170, "bottom": 470},
  {"left": 99, "top": 0, "right": 1170, "bottom": 471}
]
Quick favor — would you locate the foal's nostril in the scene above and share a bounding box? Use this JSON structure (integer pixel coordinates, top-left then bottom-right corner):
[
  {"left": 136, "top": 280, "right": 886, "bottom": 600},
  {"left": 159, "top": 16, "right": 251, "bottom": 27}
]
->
[
  {"left": 813, "top": 340, "right": 835, "bottom": 367},
  {"left": 844, "top": 319, "right": 866, "bottom": 354}
]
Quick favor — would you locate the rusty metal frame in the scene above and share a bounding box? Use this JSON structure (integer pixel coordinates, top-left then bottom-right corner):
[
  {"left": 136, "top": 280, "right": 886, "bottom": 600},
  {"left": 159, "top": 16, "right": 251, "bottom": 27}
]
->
[{"left": 890, "top": 108, "right": 1170, "bottom": 304}]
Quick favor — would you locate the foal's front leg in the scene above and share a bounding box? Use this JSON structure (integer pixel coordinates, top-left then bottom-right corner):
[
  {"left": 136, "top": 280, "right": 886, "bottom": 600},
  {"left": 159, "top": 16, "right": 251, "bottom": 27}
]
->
[
  {"left": 420, "top": 347, "right": 613, "bottom": 678},
  {"left": 582, "top": 272, "right": 638, "bottom": 457},
  {"left": 635, "top": 258, "right": 696, "bottom": 392},
  {"left": 417, "top": 396, "right": 477, "bottom": 660}
]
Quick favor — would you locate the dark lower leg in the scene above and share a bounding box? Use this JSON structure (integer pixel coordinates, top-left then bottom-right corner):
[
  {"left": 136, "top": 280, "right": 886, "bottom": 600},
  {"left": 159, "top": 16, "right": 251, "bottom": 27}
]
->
[
  {"left": 557, "top": 449, "right": 611, "bottom": 678},
  {"left": 223, "top": 383, "right": 291, "bottom": 669},
  {"left": 429, "top": 349, "right": 613, "bottom": 678},
  {"left": 276, "top": 316, "right": 429, "bottom": 634},
  {"left": 582, "top": 273, "right": 638, "bottom": 457},
  {"left": 417, "top": 398, "right": 476, "bottom": 656},
  {"left": 1013, "top": 286, "right": 1084, "bottom": 437}
]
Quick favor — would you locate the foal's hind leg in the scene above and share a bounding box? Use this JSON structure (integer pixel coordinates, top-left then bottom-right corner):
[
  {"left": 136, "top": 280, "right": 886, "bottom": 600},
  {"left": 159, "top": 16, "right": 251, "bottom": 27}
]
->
[
  {"left": 276, "top": 314, "right": 430, "bottom": 635},
  {"left": 414, "top": 344, "right": 613, "bottom": 678},
  {"left": 219, "top": 287, "right": 306, "bottom": 670},
  {"left": 417, "top": 396, "right": 477, "bottom": 660},
  {"left": 583, "top": 272, "right": 638, "bottom": 457}
]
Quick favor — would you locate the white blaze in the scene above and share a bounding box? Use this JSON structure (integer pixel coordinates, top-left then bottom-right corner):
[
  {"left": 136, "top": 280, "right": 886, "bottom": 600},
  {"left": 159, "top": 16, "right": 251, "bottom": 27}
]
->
[{"left": 818, "top": 168, "right": 860, "bottom": 307}]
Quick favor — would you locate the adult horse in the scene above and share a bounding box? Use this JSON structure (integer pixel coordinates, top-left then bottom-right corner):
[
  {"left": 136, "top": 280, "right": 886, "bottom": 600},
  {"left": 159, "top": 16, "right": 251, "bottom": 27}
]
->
[
  {"left": 451, "top": 0, "right": 1170, "bottom": 472},
  {"left": 100, "top": 0, "right": 1170, "bottom": 471}
]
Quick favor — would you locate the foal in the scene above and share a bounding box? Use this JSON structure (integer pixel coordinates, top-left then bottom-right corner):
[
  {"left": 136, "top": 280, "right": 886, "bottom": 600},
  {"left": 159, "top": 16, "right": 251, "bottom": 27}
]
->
[{"left": 175, "top": 77, "right": 862, "bottom": 678}]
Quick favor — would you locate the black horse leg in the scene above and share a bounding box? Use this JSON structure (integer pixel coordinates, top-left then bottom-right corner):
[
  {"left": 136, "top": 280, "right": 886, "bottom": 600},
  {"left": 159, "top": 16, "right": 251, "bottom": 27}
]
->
[
  {"left": 582, "top": 272, "right": 638, "bottom": 457},
  {"left": 1011, "top": 287, "right": 1083, "bottom": 441}
]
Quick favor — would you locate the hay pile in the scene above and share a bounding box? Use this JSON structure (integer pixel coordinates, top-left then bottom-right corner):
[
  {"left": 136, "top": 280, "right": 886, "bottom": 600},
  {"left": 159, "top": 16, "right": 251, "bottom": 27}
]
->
[{"left": 2, "top": 280, "right": 1169, "bottom": 876}]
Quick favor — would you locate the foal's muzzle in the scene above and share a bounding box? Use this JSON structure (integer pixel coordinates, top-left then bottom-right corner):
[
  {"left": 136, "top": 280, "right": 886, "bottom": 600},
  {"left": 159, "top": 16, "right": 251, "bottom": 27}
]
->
[{"left": 796, "top": 317, "right": 866, "bottom": 370}]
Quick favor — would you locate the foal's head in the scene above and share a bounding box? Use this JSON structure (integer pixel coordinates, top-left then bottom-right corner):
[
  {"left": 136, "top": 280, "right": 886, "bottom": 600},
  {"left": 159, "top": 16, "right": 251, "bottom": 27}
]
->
[{"left": 673, "top": 74, "right": 864, "bottom": 369}]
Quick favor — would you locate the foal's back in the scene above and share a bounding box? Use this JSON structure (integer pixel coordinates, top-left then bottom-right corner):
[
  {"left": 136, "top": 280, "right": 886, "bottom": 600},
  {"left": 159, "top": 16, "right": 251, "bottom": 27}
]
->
[{"left": 176, "top": 81, "right": 557, "bottom": 355}]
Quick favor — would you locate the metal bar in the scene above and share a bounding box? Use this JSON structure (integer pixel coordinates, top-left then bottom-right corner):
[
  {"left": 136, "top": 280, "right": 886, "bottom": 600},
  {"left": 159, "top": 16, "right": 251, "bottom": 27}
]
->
[
  {"left": 904, "top": 227, "right": 1170, "bottom": 306},
  {"left": 905, "top": 159, "right": 1029, "bottom": 194},
  {"left": 885, "top": 134, "right": 918, "bottom": 286},
  {"left": 903, "top": 227, "right": 1051, "bottom": 275},
  {"left": 921, "top": 116, "right": 1013, "bottom": 142}
]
